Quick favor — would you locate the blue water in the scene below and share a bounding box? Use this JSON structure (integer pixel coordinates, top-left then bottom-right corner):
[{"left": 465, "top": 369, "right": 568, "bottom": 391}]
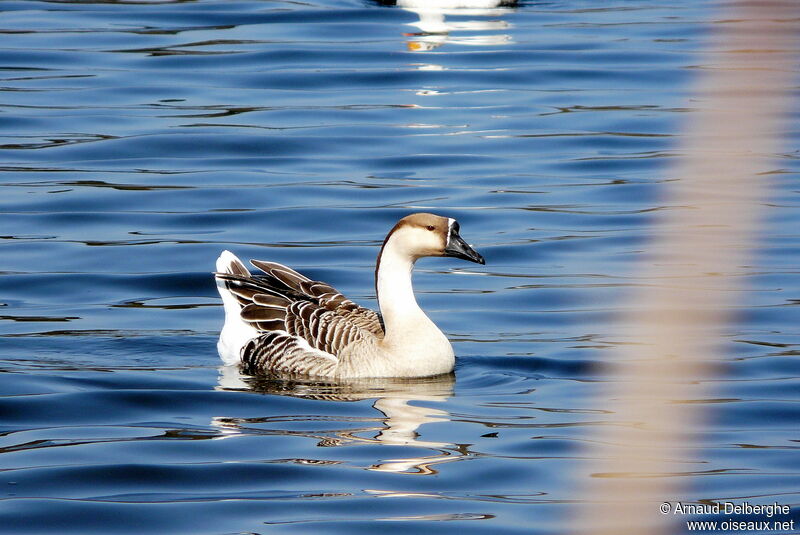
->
[{"left": 1, "top": 1, "right": 799, "bottom": 533}]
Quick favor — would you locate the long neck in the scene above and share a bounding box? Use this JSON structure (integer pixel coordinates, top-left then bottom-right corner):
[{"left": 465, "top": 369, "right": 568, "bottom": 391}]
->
[
  {"left": 373, "top": 231, "right": 455, "bottom": 373},
  {"left": 375, "top": 237, "right": 431, "bottom": 342}
]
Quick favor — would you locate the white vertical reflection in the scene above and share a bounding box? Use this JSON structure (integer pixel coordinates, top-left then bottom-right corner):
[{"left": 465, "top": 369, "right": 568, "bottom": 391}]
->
[{"left": 215, "top": 366, "right": 460, "bottom": 474}]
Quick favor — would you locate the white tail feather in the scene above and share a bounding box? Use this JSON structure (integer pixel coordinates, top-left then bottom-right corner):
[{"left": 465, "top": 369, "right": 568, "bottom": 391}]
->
[{"left": 215, "top": 250, "right": 258, "bottom": 365}]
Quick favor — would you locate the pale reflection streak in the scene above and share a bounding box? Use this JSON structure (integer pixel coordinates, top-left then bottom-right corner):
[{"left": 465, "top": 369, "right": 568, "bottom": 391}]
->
[
  {"left": 214, "top": 366, "right": 462, "bottom": 474},
  {"left": 575, "top": 3, "right": 800, "bottom": 534}
]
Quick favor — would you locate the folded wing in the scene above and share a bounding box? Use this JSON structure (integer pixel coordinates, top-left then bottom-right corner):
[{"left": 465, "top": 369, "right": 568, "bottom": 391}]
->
[{"left": 215, "top": 259, "right": 384, "bottom": 374}]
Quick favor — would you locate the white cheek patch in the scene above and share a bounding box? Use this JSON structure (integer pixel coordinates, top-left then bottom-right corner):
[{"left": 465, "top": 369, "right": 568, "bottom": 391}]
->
[{"left": 446, "top": 218, "right": 455, "bottom": 247}]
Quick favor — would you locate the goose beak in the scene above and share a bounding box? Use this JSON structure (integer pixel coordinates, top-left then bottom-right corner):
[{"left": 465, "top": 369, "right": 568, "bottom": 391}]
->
[{"left": 444, "top": 226, "right": 485, "bottom": 265}]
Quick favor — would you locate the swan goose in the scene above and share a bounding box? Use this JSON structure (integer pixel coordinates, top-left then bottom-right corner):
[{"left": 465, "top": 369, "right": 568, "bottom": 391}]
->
[{"left": 214, "top": 213, "right": 484, "bottom": 378}]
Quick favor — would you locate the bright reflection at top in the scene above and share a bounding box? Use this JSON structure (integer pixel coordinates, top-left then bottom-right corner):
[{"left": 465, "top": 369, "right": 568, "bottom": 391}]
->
[{"left": 390, "top": 0, "right": 517, "bottom": 51}]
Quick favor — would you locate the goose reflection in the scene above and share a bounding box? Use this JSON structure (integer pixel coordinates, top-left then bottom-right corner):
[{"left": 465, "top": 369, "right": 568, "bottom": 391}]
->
[
  {"left": 373, "top": 0, "right": 517, "bottom": 51},
  {"left": 214, "top": 366, "right": 463, "bottom": 474}
]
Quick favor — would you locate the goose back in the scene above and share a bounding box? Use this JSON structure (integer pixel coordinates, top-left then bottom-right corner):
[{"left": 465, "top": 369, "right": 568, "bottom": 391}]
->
[{"left": 216, "top": 259, "right": 385, "bottom": 374}]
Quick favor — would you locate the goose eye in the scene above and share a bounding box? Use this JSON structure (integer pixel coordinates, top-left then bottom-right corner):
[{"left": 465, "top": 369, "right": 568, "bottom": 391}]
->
[{"left": 426, "top": 225, "right": 435, "bottom": 231}]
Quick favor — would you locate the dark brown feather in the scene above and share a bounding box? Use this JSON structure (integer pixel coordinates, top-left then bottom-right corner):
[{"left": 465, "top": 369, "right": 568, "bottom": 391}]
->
[
  {"left": 252, "top": 293, "right": 289, "bottom": 307},
  {"left": 241, "top": 304, "right": 285, "bottom": 323},
  {"left": 250, "top": 260, "right": 308, "bottom": 290},
  {"left": 255, "top": 319, "right": 285, "bottom": 331},
  {"left": 227, "top": 256, "right": 250, "bottom": 277}
]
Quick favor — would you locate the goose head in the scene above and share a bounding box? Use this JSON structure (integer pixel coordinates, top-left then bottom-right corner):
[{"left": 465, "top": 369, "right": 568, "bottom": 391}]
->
[{"left": 381, "top": 213, "right": 485, "bottom": 265}]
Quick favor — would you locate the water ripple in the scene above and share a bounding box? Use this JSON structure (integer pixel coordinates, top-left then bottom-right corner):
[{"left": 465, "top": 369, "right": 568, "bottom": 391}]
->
[{"left": 1, "top": 0, "right": 798, "bottom": 534}]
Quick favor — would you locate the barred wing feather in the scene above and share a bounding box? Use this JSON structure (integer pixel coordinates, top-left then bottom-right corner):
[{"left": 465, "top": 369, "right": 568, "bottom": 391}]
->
[{"left": 215, "top": 260, "right": 384, "bottom": 370}]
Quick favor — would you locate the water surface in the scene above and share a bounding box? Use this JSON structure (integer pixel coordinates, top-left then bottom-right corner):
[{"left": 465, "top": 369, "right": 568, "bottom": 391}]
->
[{"left": 1, "top": 1, "right": 799, "bottom": 533}]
